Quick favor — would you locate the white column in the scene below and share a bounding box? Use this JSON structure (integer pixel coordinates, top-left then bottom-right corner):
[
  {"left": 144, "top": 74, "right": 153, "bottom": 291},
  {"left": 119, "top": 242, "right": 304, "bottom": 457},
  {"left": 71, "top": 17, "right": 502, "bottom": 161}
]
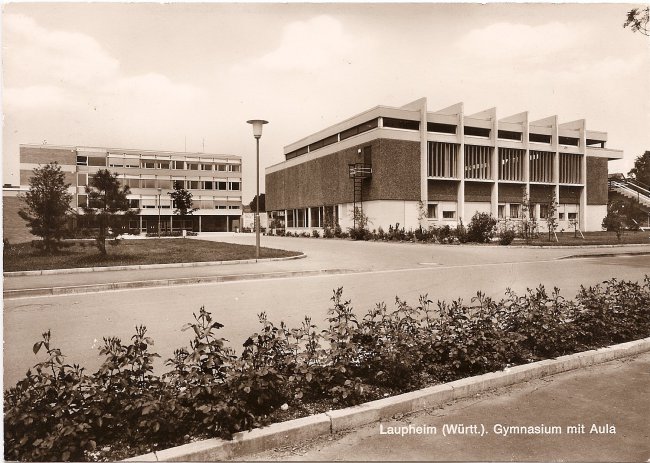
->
[
  {"left": 523, "top": 112, "right": 530, "bottom": 207},
  {"left": 457, "top": 104, "right": 465, "bottom": 224},
  {"left": 579, "top": 120, "right": 587, "bottom": 231},
  {"left": 552, "top": 116, "right": 560, "bottom": 223},
  {"left": 491, "top": 112, "right": 499, "bottom": 218}
]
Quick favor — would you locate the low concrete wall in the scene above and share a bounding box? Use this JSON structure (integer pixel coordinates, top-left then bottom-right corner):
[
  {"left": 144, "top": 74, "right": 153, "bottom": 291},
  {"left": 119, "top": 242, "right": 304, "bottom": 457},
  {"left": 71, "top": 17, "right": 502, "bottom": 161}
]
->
[{"left": 127, "top": 337, "right": 650, "bottom": 462}]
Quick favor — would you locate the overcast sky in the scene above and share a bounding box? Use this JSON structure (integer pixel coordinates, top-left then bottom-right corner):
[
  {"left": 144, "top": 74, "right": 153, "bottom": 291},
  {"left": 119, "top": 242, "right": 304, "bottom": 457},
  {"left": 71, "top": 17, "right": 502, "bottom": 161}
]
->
[{"left": 3, "top": 3, "right": 649, "bottom": 202}]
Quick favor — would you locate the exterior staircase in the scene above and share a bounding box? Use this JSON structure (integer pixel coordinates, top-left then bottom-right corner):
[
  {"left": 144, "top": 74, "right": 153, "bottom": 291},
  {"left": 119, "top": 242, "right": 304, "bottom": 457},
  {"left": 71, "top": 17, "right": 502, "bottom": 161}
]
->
[{"left": 608, "top": 176, "right": 650, "bottom": 230}]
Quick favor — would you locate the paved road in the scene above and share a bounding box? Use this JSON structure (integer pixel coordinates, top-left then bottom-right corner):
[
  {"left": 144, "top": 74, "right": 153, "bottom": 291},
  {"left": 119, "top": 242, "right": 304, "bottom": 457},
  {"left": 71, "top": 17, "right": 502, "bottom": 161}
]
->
[
  {"left": 239, "top": 351, "right": 650, "bottom": 462},
  {"left": 3, "top": 236, "right": 648, "bottom": 389}
]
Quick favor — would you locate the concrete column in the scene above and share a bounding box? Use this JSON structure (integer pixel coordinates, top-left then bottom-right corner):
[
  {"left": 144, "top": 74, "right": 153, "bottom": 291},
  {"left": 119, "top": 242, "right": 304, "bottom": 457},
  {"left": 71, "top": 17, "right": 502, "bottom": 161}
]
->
[
  {"left": 419, "top": 99, "right": 428, "bottom": 205},
  {"left": 523, "top": 112, "right": 531, "bottom": 207},
  {"left": 491, "top": 112, "right": 499, "bottom": 218},
  {"left": 579, "top": 120, "right": 587, "bottom": 231},
  {"left": 139, "top": 215, "right": 143, "bottom": 233},
  {"left": 199, "top": 215, "right": 202, "bottom": 233},
  {"left": 457, "top": 104, "right": 465, "bottom": 225},
  {"left": 552, "top": 116, "right": 560, "bottom": 223},
  {"left": 170, "top": 215, "right": 173, "bottom": 232}
]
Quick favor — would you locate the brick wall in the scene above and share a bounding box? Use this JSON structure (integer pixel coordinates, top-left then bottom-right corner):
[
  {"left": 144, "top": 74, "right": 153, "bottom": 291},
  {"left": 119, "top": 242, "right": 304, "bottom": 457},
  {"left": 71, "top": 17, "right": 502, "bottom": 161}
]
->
[
  {"left": 464, "top": 182, "right": 492, "bottom": 202},
  {"left": 20, "top": 146, "right": 77, "bottom": 166},
  {"left": 266, "top": 138, "right": 420, "bottom": 211},
  {"left": 428, "top": 180, "right": 458, "bottom": 201},
  {"left": 586, "top": 157, "right": 608, "bottom": 205},
  {"left": 559, "top": 186, "right": 581, "bottom": 204},
  {"left": 530, "top": 184, "right": 555, "bottom": 203},
  {"left": 2, "top": 195, "right": 33, "bottom": 243},
  {"left": 498, "top": 183, "right": 524, "bottom": 202}
]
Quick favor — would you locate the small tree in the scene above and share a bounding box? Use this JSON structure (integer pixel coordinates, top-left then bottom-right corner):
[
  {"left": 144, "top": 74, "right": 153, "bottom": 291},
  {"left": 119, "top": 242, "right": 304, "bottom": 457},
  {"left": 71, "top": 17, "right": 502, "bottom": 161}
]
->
[
  {"left": 546, "top": 190, "right": 559, "bottom": 242},
  {"left": 628, "top": 150, "right": 650, "bottom": 186},
  {"left": 624, "top": 6, "right": 649, "bottom": 36},
  {"left": 83, "top": 169, "right": 135, "bottom": 255},
  {"left": 249, "top": 194, "right": 266, "bottom": 213},
  {"left": 18, "top": 162, "right": 73, "bottom": 253},
  {"left": 348, "top": 207, "right": 371, "bottom": 240},
  {"left": 602, "top": 208, "right": 625, "bottom": 241},
  {"left": 466, "top": 212, "right": 497, "bottom": 243},
  {"left": 520, "top": 188, "right": 533, "bottom": 243},
  {"left": 169, "top": 181, "right": 197, "bottom": 227}
]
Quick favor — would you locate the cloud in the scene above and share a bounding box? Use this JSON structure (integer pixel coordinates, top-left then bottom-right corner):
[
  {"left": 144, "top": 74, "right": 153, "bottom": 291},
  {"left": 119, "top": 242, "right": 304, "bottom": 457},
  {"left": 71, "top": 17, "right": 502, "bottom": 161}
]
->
[
  {"left": 242, "top": 15, "right": 372, "bottom": 73},
  {"left": 3, "top": 86, "right": 67, "bottom": 110},
  {"left": 456, "top": 22, "right": 586, "bottom": 64},
  {"left": 3, "top": 13, "right": 120, "bottom": 88},
  {"left": 3, "top": 13, "right": 201, "bottom": 113}
]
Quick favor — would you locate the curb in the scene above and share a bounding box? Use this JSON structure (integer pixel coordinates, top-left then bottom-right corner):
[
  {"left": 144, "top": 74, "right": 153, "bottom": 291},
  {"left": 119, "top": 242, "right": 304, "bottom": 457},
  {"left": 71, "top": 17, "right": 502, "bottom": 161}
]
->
[
  {"left": 126, "top": 337, "right": 650, "bottom": 462},
  {"left": 3, "top": 254, "right": 306, "bottom": 277},
  {"left": 512, "top": 243, "right": 650, "bottom": 249},
  {"left": 558, "top": 250, "right": 650, "bottom": 260},
  {"left": 3, "top": 268, "right": 356, "bottom": 299}
]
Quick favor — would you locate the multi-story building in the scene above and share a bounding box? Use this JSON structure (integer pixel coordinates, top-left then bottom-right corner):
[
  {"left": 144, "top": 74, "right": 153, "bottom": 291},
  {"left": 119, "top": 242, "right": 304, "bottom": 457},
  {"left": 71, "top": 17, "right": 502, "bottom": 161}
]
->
[
  {"left": 265, "top": 98, "right": 623, "bottom": 233},
  {"left": 4, "top": 144, "right": 242, "bottom": 241}
]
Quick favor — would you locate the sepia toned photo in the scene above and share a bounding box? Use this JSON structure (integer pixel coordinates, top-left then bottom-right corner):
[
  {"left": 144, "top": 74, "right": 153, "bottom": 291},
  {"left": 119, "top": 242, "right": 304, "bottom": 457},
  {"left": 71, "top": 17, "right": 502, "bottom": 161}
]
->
[{"left": 2, "top": 2, "right": 649, "bottom": 461}]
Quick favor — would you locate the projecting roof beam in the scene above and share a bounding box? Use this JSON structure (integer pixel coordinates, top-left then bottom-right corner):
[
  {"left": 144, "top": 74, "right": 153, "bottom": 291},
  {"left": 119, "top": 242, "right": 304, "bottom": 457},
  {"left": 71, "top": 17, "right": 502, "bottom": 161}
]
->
[
  {"left": 466, "top": 107, "right": 496, "bottom": 120},
  {"left": 400, "top": 97, "right": 427, "bottom": 111},
  {"left": 530, "top": 115, "right": 557, "bottom": 127},
  {"left": 559, "top": 119, "right": 585, "bottom": 130},
  {"left": 432, "top": 102, "right": 463, "bottom": 116},
  {"left": 499, "top": 111, "right": 528, "bottom": 123}
]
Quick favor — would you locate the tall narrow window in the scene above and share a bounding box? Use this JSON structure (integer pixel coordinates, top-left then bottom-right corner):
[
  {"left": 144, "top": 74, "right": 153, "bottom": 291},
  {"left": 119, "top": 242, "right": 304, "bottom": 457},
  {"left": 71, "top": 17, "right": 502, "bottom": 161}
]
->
[
  {"left": 498, "top": 148, "right": 525, "bottom": 181},
  {"left": 464, "top": 145, "right": 492, "bottom": 180},
  {"left": 428, "top": 142, "right": 459, "bottom": 178}
]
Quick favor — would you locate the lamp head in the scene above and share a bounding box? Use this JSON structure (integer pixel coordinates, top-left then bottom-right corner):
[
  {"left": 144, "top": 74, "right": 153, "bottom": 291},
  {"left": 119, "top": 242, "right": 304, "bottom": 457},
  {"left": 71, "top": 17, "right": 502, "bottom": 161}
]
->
[{"left": 247, "top": 119, "right": 268, "bottom": 139}]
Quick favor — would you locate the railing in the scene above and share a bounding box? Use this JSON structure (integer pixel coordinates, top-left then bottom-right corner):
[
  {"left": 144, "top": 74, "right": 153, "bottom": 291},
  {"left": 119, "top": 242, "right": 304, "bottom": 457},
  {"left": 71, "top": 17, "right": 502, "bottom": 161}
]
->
[
  {"left": 609, "top": 178, "right": 650, "bottom": 207},
  {"left": 348, "top": 163, "right": 372, "bottom": 179}
]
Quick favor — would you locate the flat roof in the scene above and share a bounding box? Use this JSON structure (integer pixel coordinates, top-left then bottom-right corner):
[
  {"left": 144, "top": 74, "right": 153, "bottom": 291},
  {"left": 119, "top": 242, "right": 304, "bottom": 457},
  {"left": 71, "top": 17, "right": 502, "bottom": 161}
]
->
[{"left": 20, "top": 144, "right": 241, "bottom": 159}]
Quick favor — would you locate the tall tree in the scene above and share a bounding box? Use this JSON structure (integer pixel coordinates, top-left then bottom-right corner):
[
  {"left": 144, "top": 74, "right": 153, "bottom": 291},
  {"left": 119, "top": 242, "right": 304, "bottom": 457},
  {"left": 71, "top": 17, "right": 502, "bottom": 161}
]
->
[
  {"left": 168, "top": 181, "right": 197, "bottom": 218},
  {"left": 628, "top": 150, "right": 650, "bottom": 186},
  {"left": 83, "top": 169, "right": 135, "bottom": 255},
  {"left": 623, "top": 6, "right": 649, "bottom": 36},
  {"left": 249, "top": 193, "right": 266, "bottom": 213},
  {"left": 18, "top": 162, "right": 73, "bottom": 253}
]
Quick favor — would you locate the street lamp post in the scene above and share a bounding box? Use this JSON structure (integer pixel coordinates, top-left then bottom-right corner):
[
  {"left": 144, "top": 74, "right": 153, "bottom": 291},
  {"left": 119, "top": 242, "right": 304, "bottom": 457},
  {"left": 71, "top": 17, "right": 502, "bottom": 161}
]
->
[
  {"left": 157, "top": 187, "right": 162, "bottom": 238},
  {"left": 247, "top": 119, "right": 268, "bottom": 261}
]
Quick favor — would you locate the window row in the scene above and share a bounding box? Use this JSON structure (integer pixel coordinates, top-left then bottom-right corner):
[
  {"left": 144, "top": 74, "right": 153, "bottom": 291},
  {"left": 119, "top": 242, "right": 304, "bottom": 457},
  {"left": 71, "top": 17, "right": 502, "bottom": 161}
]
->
[
  {"left": 285, "top": 206, "right": 337, "bottom": 228},
  {"left": 77, "top": 195, "right": 240, "bottom": 210},
  {"left": 77, "top": 174, "right": 240, "bottom": 191},
  {"left": 76, "top": 155, "right": 240, "bottom": 172},
  {"left": 428, "top": 144, "right": 581, "bottom": 183},
  {"left": 425, "top": 203, "right": 456, "bottom": 219}
]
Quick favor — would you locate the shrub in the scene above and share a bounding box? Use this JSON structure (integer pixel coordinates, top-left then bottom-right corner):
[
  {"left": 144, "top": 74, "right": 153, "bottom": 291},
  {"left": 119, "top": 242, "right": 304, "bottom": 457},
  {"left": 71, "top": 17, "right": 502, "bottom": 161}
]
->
[
  {"left": 499, "top": 230, "right": 516, "bottom": 245},
  {"left": 466, "top": 212, "right": 497, "bottom": 243},
  {"left": 312, "top": 229, "right": 320, "bottom": 238},
  {"left": 323, "top": 227, "right": 333, "bottom": 239},
  {"left": 435, "top": 225, "right": 454, "bottom": 244},
  {"left": 5, "top": 278, "right": 650, "bottom": 461}
]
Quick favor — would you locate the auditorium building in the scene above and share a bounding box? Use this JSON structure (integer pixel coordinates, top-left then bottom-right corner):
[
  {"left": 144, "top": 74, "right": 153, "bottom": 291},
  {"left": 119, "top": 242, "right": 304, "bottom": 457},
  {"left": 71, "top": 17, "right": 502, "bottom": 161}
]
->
[
  {"left": 265, "top": 98, "right": 623, "bottom": 233},
  {"left": 3, "top": 144, "right": 242, "bottom": 242}
]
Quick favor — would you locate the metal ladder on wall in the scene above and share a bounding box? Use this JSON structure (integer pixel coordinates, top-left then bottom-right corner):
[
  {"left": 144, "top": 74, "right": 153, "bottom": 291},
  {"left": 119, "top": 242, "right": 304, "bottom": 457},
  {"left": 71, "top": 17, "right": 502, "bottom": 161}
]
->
[{"left": 348, "top": 163, "right": 372, "bottom": 229}]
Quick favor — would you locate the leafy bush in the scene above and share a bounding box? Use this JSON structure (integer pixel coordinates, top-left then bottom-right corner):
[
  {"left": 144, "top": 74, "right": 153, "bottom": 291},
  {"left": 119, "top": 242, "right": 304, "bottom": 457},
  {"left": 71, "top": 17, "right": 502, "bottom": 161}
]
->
[
  {"left": 312, "top": 229, "right": 320, "bottom": 238},
  {"left": 5, "top": 278, "right": 650, "bottom": 461},
  {"left": 499, "top": 229, "right": 516, "bottom": 245},
  {"left": 466, "top": 212, "right": 497, "bottom": 243}
]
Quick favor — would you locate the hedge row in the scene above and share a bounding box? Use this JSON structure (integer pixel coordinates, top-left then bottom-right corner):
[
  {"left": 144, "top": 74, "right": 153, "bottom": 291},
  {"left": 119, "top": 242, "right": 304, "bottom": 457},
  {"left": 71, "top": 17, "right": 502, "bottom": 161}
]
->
[{"left": 5, "top": 277, "right": 650, "bottom": 461}]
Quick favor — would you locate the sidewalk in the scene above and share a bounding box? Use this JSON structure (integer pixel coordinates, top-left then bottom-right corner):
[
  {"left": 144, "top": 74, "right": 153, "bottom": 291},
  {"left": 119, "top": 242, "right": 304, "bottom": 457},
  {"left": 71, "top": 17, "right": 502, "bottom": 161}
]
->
[
  {"left": 4, "top": 235, "right": 649, "bottom": 297},
  {"left": 240, "top": 351, "right": 650, "bottom": 462}
]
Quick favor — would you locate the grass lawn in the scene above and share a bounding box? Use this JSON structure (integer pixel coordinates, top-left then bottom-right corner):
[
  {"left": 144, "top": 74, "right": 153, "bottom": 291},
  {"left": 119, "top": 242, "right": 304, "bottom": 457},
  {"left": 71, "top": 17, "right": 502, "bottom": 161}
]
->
[
  {"left": 522, "top": 230, "right": 650, "bottom": 246},
  {"left": 3, "top": 238, "right": 301, "bottom": 272}
]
